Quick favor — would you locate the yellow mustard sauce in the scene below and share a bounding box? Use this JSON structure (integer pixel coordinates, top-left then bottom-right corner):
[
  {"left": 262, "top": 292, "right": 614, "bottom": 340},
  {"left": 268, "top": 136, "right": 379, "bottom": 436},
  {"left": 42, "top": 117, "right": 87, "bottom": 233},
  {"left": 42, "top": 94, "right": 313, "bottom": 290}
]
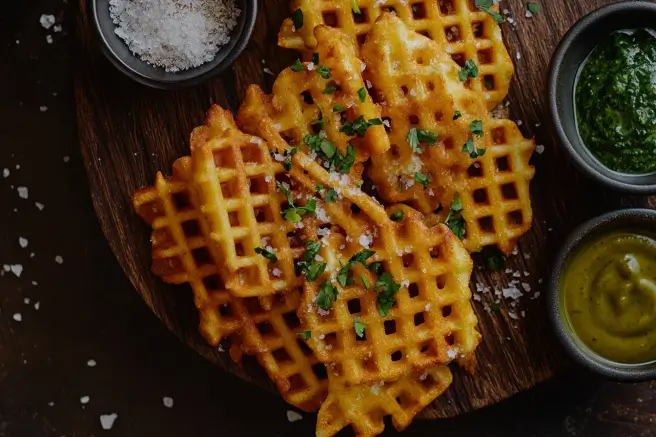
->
[{"left": 562, "top": 231, "right": 656, "bottom": 364}]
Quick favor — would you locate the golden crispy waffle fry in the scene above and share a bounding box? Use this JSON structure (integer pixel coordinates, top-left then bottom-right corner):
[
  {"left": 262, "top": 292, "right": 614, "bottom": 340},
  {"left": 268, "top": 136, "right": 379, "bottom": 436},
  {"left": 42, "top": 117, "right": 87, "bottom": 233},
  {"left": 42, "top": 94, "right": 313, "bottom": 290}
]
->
[
  {"left": 133, "top": 155, "right": 247, "bottom": 343},
  {"left": 361, "top": 15, "right": 534, "bottom": 254},
  {"left": 362, "top": 13, "right": 487, "bottom": 214},
  {"left": 238, "top": 24, "right": 389, "bottom": 172},
  {"left": 227, "top": 290, "right": 330, "bottom": 412},
  {"left": 238, "top": 110, "right": 480, "bottom": 387},
  {"left": 457, "top": 118, "right": 535, "bottom": 253},
  {"left": 299, "top": 207, "right": 478, "bottom": 387},
  {"left": 132, "top": 107, "right": 329, "bottom": 411},
  {"left": 278, "top": 0, "right": 513, "bottom": 109},
  {"left": 189, "top": 107, "right": 304, "bottom": 298},
  {"left": 316, "top": 366, "right": 452, "bottom": 437}
]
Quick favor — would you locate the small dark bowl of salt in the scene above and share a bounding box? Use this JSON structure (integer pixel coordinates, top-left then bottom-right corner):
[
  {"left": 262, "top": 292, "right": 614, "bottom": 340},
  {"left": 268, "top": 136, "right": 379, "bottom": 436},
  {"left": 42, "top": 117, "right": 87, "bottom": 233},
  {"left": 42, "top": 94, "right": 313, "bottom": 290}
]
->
[{"left": 89, "top": 0, "right": 257, "bottom": 89}]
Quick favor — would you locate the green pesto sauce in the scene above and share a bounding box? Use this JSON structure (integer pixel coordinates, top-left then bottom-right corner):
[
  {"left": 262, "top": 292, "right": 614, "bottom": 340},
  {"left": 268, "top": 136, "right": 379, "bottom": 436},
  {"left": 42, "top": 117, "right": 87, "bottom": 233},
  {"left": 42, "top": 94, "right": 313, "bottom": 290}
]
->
[
  {"left": 562, "top": 231, "right": 656, "bottom": 364},
  {"left": 575, "top": 30, "right": 656, "bottom": 174}
]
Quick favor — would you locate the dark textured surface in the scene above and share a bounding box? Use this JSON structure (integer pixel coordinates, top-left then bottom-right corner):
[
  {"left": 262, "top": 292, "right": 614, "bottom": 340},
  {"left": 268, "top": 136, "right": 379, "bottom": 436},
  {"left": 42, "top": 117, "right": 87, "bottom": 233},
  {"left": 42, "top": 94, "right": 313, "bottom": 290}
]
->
[{"left": 1, "top": 0, "right": 655, "bottom": 436}]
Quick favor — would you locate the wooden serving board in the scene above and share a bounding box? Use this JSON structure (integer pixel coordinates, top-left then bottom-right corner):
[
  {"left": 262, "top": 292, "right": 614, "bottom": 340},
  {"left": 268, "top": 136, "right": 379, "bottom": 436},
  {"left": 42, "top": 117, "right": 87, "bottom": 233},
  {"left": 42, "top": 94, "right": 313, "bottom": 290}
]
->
[{"left": 74, "top": 0, "right": 647, "bottom": 419}]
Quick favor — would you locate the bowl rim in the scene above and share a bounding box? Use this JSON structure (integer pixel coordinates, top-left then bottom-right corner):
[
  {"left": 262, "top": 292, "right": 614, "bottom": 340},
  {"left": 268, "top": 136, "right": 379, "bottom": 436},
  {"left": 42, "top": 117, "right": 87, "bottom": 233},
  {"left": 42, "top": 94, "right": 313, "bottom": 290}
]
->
[
  {"left": 547, "top": 0, "right": 656, "bottom": 194},
  {"left": 88, "top": 0, "right": 258, "bottom": 90},
  {"left": 547, "top": 208, "right": 656, "bottom": 382}
]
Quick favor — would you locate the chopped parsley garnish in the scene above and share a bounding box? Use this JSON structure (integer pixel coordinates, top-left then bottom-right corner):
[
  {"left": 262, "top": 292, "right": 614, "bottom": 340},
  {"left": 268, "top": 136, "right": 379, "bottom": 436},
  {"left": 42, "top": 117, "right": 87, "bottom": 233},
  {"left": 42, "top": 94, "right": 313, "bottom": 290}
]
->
[
  {"left": 254, "top": 247, "right": 278, "bottom": 263},
  {"left": 291, "top": 59, "right": 304, "bottom": 72},
  {"left": 458, "top": 59, "right": 479, "bottom": 82},
  {"left": 469, "top": 120, "right": 484, "bottom": 137},
  {"left": 481, "top": 246, "right": 507, "bottom": 271},
  {"left": 291, "top": 8, "right": 304, "bottom": 29},
  {"left": 316, "top": 184, "right": 324, "bottom": 192},
  {"left": 277, "top": 182, "right": 317, "bottom": 223},
  {"left": 339, "top": 115, "right": 382, "bottom": 137},
  {"left": 295, "top": 241, "right": 326, "bottom": 282},
  {"left": 304, "top": 133, "right": 357, "bottom": 174},
  {"left": 462, "top": 138, "right": 486, "bottom": 158},
  {"left": 358, "top": 87, "right": 367, "bottom": 103},
  {"left": 475, "top": 0, "right": 505, "bottom": 23},
  {"left": 351, "top": 0, "right": 361, "bottom": 14},
  {"left": 312, "top": 53, "right": 319, "bottom": 64},
  {"left": 317, "top": 65, "right": 331, "bottom": 79},
  {"left": 462, "top": 120, "right": 485, "bottom": 158},
  {"left": 444, "top": 195, "right": 466, "bottom": 239},
  {"left": 316, "top": 281, "right": 338, "bottom": 310},
  {"left": 324, "top": 83, "right": 338, "bottom": 94},
  {"left": 415, "top": 172, "right": 430, "bottom": 188},
  {"left": 453, "top": 110, "right": 462, "bottom": 120},
  {"left": 283, "top": 146, "right": 299, "bottom": 171},
  {"left": 361, "top": 274, "right": 370, "bottom": 290},
  {"left": 333, "top": 104, "right": 345, "bottom": 112},
  {"left": 337, "top": 249, "right": 376, "bottom": 287},
  {"left": 390, "top": 210, "right": 404, "bottom": 221},
  {"left": 527, "top": 2, "right": 540, "bottom": 14},
  {"left": 298, "top": 331, "right": 311, "bottom": 340},
  {"left": 324, "top": 188, "right": 338, "bottom": 202},
  {"left": 490, "top": 302, "right": 501, "bottom": 313},
  {"left": 407, "top": 128, "right": 439, "bottom": 154},
  {"left": 353, "top": 317, "right": 366, "bottom": 338},
  {"left": 375, "top": 273, "right": 401, "bottom": 317},
  {"left": 367, "top": 261, "right": 383, "bottom": 274},
  {"left": 484, "top": 76, "right": 494, "bottom": 89}
]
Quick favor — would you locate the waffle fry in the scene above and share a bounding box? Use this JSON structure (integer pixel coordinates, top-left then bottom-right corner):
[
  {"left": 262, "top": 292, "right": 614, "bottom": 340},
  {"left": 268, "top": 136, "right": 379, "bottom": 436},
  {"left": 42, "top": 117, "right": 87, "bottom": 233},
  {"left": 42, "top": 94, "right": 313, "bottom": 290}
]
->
[
  {"left": 250, "top": 145, "right": 481, "bottom": 387},
  {"left": 316, "top": 366, "right": 452, "bottom": 437},
  {"left": 134, "top": 106, "right": 329, "bottom": 412},
  {"left": 361, "top": 14, "right": 534, "bottom": 254},
  {"left": 238, "top": 24, "right": 389, "bottom": 174},
  {"left": 189, "top": 107, "right": 305, "bottom": 298},
  {"left": 278, "top": 0, "right": 514, "bottom": 109}
]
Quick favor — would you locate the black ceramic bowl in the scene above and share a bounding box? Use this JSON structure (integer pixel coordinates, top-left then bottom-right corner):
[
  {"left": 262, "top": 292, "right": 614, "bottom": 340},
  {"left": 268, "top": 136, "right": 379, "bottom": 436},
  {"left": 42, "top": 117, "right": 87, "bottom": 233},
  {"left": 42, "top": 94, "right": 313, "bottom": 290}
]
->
[
  {"left": 548, "top": 208, "right": 656, "bottom": 382},
  {"left": 548, "top": 1, "right": 656, "bottom": 193},
  {"left": 89, "top": 0, "right": 257, "bottom": 89}
]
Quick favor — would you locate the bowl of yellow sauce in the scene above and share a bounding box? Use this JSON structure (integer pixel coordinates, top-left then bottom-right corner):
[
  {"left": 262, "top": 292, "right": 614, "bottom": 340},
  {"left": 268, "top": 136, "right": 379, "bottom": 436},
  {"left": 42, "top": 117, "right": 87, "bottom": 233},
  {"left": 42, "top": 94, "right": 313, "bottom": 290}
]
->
[{"left": 549, "top": 209, "right": 656, "bottom": 381}]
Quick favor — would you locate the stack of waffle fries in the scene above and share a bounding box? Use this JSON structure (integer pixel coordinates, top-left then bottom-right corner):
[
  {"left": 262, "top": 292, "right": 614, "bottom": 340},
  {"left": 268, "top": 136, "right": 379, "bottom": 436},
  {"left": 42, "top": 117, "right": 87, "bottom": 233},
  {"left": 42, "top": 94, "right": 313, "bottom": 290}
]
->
[{"left": 133, "top": 4, "right": 534, "bottom": 436}]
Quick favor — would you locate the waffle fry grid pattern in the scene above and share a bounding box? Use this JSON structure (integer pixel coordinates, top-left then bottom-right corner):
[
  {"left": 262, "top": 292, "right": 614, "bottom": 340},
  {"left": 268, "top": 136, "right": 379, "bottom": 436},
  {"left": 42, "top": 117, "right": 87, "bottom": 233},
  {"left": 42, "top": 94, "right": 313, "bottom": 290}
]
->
[
  {"left": 278, "top": 0, "right": 514, "bottom": 109},
  {"left": 131, "top": 12, "right": 536, "bottom": 437}
]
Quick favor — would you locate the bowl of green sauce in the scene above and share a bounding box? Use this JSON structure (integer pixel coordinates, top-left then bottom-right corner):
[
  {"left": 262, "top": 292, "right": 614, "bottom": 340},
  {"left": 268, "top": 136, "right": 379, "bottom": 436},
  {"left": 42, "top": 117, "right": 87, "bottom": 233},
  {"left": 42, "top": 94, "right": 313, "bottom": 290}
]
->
[
  {"left": 548, "top": 209, "right": 656, "bottom": 381},
  {"left": 549, "top": 1, "right": 656, "bottom": 193}
]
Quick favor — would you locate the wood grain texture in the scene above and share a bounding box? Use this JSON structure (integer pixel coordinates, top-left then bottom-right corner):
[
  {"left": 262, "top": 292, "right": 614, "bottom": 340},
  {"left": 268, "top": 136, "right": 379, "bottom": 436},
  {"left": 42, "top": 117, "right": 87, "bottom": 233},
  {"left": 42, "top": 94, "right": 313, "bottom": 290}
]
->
[{"left": 74, "top": 0, "right": 650, "bottom": 419}]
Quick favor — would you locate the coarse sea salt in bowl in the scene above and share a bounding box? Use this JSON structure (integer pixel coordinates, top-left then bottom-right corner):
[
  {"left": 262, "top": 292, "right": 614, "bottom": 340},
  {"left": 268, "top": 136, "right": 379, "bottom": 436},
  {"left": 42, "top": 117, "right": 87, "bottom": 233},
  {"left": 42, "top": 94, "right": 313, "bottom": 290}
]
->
[{"left": 89, "top": 0, "right": 257, "bottom": 89}]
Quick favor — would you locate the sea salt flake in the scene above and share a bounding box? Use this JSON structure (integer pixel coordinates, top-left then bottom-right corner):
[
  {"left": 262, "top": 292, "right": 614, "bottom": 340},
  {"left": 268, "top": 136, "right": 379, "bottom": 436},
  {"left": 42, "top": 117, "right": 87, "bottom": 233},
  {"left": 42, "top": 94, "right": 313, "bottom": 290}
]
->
[
  {"left": 39, "top": 14, "right": 56, "bottom": 29},
  {"left": 287, "top": 410, "right": 303, "bottom": 422},
  {"left": 17, "top": 187, "right": 28, "bottom": 199},
  {"left": 34, "top": 302, "right": 40, "bottom": 310},
  {"left": 13, "top": 313, "right": 22, "bottom": 322},
  {"left": 100, "top": 413, "right": 118, "bottom": 430},
  {"left": 35, "top": 202, "right": 44, "bottom": 210},
  {"left": 87, "top": 359, "right": 97, "bottom": 367},
  {"left": 55, "top": 255, "right": 64, "bottom": 264},
  {"left": 80, "top": 396, "right": 90, "bottom": 404},
  {"left": 2, "top": 168, "right": 9, "bottom": 178},
  {"left": 63, "top": 156, "right": 70, "bottom": 163},
  {"left": 19, "top": 237, "right": 28, "bottom": 248},
  {"left": 109, "top": 0, "right": 240, "bottom": 72},
  {"left": 46, "top": 35, "right": 53, "bottom": 44},
  {"left": 10, "top": 264, "right": 23, "bottom": 277},
  {"left": 535, "top": 144, "right": 545, "bottom": 154},
  {"left": 163, "top": 397, "right": 174, "bottom": 408}
]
